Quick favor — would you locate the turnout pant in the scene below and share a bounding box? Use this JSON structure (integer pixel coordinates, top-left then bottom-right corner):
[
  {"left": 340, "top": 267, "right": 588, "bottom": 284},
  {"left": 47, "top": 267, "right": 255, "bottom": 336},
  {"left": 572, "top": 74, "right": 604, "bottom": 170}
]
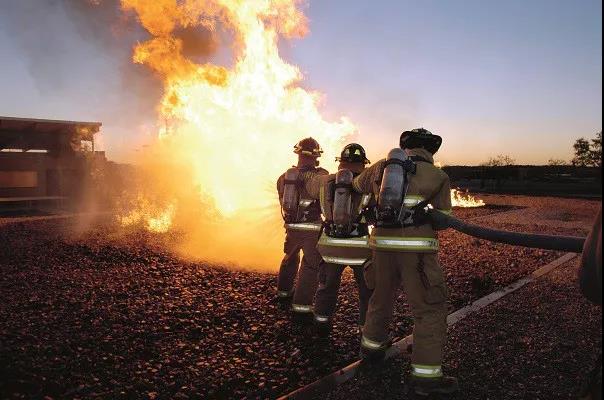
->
[
  {"left": 277, "top": 229, "right": 323, "bottom": 313},
  {"left": 362, "top": 251, "right": 448, "bottom": 367},
  {"left": 314, "top": 262, "right": 372, "bottom": 326}
]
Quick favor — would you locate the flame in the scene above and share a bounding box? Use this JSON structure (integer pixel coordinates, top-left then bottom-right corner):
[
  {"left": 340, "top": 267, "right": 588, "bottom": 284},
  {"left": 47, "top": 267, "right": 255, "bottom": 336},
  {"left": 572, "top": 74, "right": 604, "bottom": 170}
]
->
[
  {"left": 119, "top": 196, "right": 176, "bottom": 233},
  {"left": 431, "top": 161, "right": 485, "bottom": 208},
  {"left": 118, "top": 0, "right": 353, "bottom": 268},
  {"left": 451, "top": 188, "right": 485, "bottom": 208}
]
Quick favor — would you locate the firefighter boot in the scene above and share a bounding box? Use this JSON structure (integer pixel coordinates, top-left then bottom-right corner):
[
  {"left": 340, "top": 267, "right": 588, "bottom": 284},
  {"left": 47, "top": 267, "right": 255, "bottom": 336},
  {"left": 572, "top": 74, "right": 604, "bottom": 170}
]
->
[
  {"left": 275, "top": 291, "right": 293, "bottom": 310},
  {"left": 291, "top": 309, "right": 314, "bottom": 327},
  {"left": 359, "top": 346, "right": 386, "bottom": 366},
  {"left": 277, "top": 297, "right": 292, "bottom": 310},
  {"left": 313, "top": 317, "right": 332, "bottom": 338},
  {"left": 411, "top": 375, "right": 459, "bottom": 397},
  {"left": 359, "top": 337, "right": 391, "bottom": 366}
]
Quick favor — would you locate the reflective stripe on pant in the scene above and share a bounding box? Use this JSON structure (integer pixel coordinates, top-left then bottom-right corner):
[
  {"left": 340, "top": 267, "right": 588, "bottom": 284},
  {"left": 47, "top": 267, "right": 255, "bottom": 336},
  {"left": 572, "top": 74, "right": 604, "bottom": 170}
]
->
[
  {"left": 277, "top": 229, "right": 323, "bottom": 310},
  {"left": 412, "top": 364, "right": 443, "bottom": 378},
  {"left": 292, "top": 303, "right": 313, "bottom": 313},
  {"left": 362, "top": 251, "right": 448, "bottom": 366},
  {"left": 361, "top": 334, "right": 388, "bottom": 350},
  {"left": 314, "top": 262, "right": 372, "bottom": 326},
  {"left": 277, "top": 290, "right": 293, "bottom": 298}
]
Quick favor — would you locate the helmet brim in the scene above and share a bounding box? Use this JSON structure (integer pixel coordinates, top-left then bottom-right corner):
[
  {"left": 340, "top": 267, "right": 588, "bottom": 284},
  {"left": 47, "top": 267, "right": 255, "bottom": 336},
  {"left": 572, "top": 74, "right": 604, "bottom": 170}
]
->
[
  {"left": 295, "top": 149, "right": 323, "bottom": 157},
  {"left": 400, "top": 132, "right": 442, "bottom": 154},
  {"left": 336, "top": 156, "right": 370, "bottom": 164}
]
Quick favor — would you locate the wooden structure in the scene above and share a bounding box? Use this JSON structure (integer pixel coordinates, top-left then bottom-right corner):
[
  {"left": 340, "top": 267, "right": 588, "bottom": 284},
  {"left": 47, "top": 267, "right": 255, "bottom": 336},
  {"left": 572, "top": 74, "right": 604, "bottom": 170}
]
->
[{"left": 0, "top": 116, "right": 102, "bottom": 210}]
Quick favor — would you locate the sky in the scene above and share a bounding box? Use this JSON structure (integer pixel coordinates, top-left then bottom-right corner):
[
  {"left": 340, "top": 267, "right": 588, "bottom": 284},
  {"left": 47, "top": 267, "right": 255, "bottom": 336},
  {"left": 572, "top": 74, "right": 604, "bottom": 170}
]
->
[{"left": 0, "top": 0, "right": 601, "bottom": 165}]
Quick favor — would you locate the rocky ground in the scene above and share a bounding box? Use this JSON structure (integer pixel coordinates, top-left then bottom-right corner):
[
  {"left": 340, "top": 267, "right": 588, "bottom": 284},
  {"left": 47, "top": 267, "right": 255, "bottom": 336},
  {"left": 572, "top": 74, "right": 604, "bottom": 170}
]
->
[
  {"left": 0, "top": 196, "right": 600, "bottom": 399},
  {"left": 326, "top": 259, "right": 602, "bottom": 400}
]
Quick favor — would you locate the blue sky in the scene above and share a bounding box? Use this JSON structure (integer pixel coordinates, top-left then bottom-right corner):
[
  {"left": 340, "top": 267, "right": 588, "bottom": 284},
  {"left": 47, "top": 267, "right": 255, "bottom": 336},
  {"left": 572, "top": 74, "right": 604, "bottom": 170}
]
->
[{"left": 0, "top": 0, "right": 601, "bottom": 165}]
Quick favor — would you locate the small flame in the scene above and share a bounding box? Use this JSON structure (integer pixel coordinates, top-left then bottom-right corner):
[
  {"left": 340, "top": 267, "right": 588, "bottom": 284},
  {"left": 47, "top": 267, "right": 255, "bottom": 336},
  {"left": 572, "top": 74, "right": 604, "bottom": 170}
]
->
[
  {"left": 146, "top": 203, "right": 176, "bottom": 233},
  {"left": 451, "top": 188, "right": 485, "bottom": 208},
  {"left": 119, "top": 196, "right": 176, "bottom": 233}
]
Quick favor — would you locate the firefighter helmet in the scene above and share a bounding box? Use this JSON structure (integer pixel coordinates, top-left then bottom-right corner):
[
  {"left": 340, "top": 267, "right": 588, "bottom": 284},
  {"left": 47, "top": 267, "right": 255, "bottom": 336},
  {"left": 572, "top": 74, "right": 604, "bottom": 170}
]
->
[
  {"left": 294, "top": 137, "right": 323, "bottom": 157},
  {"left": 336, "top": 143, "right": 370, "bottom": 164},
  {"left": 400, "top": 128, "right": 442, "bottom": 154}
]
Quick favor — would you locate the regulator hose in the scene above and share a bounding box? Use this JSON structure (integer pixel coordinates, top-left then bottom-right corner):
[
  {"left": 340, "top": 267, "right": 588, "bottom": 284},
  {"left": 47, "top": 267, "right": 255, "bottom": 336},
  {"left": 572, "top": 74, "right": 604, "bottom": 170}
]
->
[{"left": 429, "top": 210, "right": 586, "bottom": 253}]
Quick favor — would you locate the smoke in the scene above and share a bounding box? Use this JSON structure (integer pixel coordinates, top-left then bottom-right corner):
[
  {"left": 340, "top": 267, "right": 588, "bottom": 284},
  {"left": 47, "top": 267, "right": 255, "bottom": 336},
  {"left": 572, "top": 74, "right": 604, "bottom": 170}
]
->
[
  {"left": 0, "top": 0, "right": 220, "bottom": 158},
  {"left": 62, "top": 0, "right": 220, "bottom": 66},
  {"left": 174, "top": 26, "right": 220, "bottom": 61}
]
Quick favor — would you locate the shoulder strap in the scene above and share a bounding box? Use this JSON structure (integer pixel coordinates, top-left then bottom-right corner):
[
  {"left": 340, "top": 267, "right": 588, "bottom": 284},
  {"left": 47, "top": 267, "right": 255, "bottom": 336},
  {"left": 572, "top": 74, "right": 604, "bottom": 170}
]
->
[
  {"left": 375, "top": 162, "right": 387, "bottom": 187},
  {"left": 319, "top": 179, "right": 335, "bottom": 221}
]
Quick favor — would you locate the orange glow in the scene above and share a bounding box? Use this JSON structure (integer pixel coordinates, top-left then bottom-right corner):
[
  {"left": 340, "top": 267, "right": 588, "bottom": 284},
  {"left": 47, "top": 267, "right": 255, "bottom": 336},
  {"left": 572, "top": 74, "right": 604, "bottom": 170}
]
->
[{"left": 118, "top": 0, "right": 354, "bottom": 269}]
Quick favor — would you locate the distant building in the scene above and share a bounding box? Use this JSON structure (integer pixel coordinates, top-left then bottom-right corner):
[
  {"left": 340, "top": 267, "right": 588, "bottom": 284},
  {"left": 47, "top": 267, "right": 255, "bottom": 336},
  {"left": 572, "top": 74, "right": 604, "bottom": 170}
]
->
[{"left": 0, "top": 116, "right": 103, "bottom": 210}]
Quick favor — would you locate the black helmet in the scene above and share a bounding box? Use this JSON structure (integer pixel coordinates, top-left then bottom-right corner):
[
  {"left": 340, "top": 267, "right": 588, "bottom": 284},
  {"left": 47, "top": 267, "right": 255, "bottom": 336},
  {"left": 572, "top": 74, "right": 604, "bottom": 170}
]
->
[
  {"left": 400, "top": 128, "right": 442, "bottom": 154},
  {"left": 336, "top": 143, "right": 370, "bottom": 164},
  {"left": 294, "top": 137, "right": 323, "bottom": 157}
]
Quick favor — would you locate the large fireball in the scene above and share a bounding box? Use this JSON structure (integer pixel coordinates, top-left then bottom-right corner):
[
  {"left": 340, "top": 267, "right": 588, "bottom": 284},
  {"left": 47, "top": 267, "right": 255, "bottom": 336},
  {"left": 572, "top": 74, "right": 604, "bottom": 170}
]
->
[{"left": 119, "top": 0, "right": 354, "bottom": 269}]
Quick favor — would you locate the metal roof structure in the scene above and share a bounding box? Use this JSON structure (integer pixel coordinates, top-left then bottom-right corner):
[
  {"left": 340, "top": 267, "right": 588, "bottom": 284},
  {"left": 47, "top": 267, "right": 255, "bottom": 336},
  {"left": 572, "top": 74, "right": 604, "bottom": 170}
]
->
[{"left": 0, "top": 116, "right": 101, "bottom": 151}]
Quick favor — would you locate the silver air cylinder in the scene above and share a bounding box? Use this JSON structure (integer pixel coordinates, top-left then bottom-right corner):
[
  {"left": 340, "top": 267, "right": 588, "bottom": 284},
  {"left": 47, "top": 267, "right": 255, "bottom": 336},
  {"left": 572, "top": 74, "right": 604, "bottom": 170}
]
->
[
  {"left": 333, "top": 169, "right": 354, "bottom": 234},
  {"left": 282, "top": 167, "right": 301, "bottom": 222},
  {"left": 377, "top": 148, "right": 408, "bottom": 225}
]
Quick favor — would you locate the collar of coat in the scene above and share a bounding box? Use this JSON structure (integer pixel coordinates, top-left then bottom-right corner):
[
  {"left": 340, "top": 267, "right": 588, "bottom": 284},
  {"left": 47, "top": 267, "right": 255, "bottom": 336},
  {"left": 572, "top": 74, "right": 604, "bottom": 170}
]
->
[{"left": 407, "top": 148, "right": 435, "bottom": 164}]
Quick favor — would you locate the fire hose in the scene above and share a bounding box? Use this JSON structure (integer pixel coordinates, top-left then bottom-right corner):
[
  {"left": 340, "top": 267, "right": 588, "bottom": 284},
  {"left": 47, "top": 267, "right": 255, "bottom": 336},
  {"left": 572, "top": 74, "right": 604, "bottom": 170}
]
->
[{"left": 429, "top": 210, "right": 586, "bottom": 253}]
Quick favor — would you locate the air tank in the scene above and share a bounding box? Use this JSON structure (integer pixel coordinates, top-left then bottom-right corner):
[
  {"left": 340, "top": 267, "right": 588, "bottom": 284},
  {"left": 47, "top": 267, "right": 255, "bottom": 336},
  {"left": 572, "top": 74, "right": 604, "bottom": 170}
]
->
[
  {"left": 282, "top": 167, "right": 300, "bottom": 223},
  {"left": 332, "top": 169, "right": 354, "bottom": 235},
  {"left": 377, "top": 148, "right": 409, "bottom": 225}
]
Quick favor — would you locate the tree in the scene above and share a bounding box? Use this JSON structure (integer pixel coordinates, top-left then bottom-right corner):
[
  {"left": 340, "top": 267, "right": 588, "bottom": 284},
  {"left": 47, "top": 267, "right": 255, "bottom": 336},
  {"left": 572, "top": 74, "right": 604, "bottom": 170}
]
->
[
  {"left": 548, "top": 158, "right": 568, "bottom": 166},
  {"left": 480, "top": 155, "right": 516, "bottom": 167},
  {"left": 572, "top": 138, "right": 592, "bottom": 166},
  {"left": 573, "top": 132, "right": 602, "bottom": 167},
  {"left": 590, "top": 131, "right": 602, "bottom": 167}
]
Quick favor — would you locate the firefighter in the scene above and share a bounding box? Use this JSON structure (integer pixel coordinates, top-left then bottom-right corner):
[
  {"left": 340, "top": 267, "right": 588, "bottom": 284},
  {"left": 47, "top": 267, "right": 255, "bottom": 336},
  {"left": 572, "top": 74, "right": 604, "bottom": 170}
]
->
[
  {"left": 277, "top": 137, "right": 328, "bottom": 324},
  {"left": 578, "top": 206, "right": 602, "bottom": 400},
  {"left": 579, "top": 206, "right": 602, "bottom": 305},
  {"left": 352, "top": 128, "right": 458, "bottom": 396},
  {"left": 301, "top": 143, "right": 374, "bottom": 337}
]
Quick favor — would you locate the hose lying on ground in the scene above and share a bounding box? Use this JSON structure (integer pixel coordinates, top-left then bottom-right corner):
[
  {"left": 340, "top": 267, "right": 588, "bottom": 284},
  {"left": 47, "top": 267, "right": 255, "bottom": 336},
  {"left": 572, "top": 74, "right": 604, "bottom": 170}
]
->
[{"left": 429, "top": 210, "right": 586, "bottom": 253}]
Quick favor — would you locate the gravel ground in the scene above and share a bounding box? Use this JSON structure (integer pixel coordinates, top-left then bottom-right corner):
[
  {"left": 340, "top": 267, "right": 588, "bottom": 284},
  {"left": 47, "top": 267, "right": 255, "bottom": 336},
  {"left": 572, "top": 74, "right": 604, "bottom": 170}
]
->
[
  {"left": 326, "top": 259, "right": 602, "bottom": 400},
  {"left": 0, "top": 196, "right": 600, "bottom": 399}
]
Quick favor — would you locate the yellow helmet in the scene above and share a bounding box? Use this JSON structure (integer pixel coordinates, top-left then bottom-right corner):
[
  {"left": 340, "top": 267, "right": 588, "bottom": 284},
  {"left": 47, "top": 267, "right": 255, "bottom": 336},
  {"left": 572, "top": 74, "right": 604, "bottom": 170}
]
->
[{"left": 294, "top": 137, "right": 323, "bottom": 157}]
